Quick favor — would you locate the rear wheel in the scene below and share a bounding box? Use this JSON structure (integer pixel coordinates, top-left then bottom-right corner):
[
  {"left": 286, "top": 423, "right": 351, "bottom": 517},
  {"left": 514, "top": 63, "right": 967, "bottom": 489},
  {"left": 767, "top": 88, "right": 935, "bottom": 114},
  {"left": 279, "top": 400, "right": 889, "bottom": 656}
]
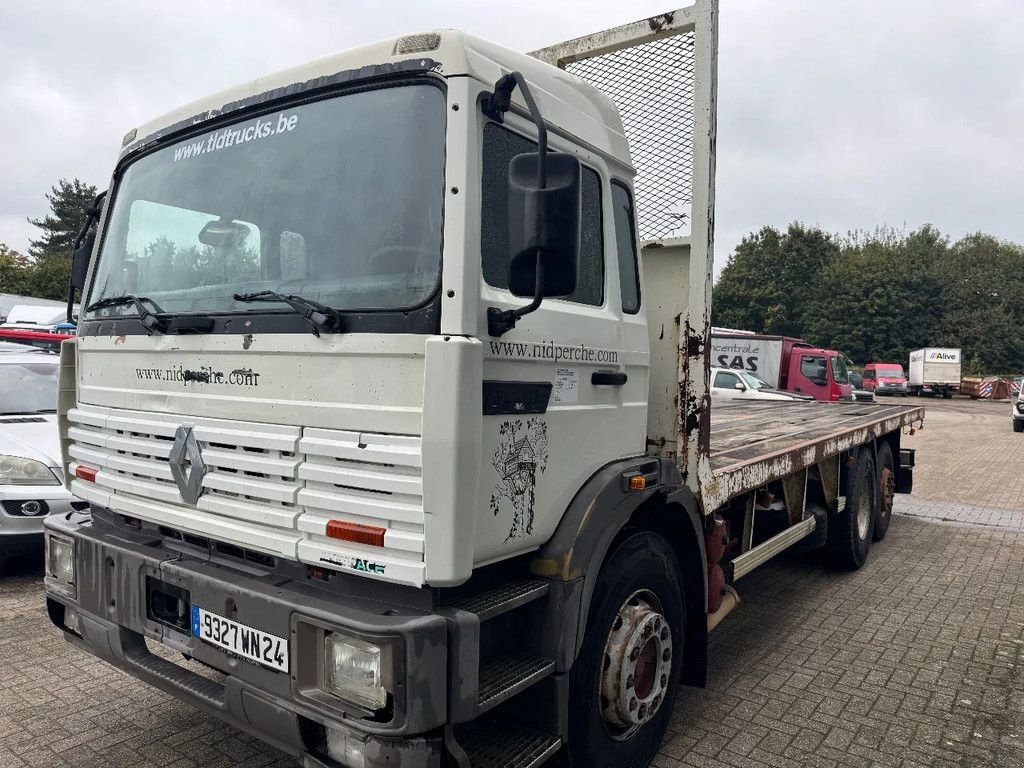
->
[
  {"left": 566, "top": 532, "right": 684, "bottom": 768},
  {"left": 873, "top": 443, "right": 895, "bottom": 541},
  {"left": 1014, "top": 419, "right": 1024, "bottom": 433},
  {"left": 827, "top": 451, "right": 877, "bottom": 569}
]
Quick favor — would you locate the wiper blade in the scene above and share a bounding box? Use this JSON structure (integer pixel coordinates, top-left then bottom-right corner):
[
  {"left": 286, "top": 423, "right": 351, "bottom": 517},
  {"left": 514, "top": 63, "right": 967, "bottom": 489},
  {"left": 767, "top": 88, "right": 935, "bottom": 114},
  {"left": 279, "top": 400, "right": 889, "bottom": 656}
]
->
[
  {"left": 85, "top": 295, "right": 168, "bottom": 334},
  {"left": 232, "top": 291, "right": 343, "bottom": 337}
]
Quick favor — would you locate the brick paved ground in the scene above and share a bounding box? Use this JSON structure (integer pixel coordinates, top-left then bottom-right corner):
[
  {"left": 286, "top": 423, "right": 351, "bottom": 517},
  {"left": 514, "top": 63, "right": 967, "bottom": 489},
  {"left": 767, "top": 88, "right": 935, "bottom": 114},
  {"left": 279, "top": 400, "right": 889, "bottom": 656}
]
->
[{"left": 2, "top": 397, "right": 1023, "bottom": 768}]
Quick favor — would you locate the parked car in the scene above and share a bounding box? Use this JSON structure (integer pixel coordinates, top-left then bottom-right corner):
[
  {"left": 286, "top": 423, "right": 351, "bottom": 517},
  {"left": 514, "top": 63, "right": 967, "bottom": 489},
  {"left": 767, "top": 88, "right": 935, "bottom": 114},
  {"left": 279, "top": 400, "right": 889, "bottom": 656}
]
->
[
  {"left": 0, "top": 342, "right": 88, "bottom": 571},
  {"left": 863, "top": 363, "right": 908, "bottom": 396},
  {"left": 710, "top": 366, "right": 813, "bottom": 402}
]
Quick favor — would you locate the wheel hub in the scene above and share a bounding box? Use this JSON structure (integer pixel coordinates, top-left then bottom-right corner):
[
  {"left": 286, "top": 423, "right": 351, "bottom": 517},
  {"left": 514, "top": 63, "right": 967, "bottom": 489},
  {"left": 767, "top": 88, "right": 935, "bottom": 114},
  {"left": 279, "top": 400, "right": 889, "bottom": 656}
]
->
[
  {"left": 880, "top": 466, "right": 895, "bottom": 513},
  {"left": 600, "top": 591, "right": 672, "bottom": 739},
  {"left": 856, "top": 475, "right": 872, "bottom": 540}
]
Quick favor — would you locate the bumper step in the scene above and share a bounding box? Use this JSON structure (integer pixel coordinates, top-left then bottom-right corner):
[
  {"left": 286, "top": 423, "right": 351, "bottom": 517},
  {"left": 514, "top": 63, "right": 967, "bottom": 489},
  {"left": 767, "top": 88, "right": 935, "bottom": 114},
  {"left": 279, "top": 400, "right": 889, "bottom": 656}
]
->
[
  {"left": 478, "top": 653, "right": 555, "bottom": 713},
  {"left": 443, "top": 578, "right": 549, "bottom": 621},
  {"left": 462, "top": 723, "right": 562, "bottom": 768}
]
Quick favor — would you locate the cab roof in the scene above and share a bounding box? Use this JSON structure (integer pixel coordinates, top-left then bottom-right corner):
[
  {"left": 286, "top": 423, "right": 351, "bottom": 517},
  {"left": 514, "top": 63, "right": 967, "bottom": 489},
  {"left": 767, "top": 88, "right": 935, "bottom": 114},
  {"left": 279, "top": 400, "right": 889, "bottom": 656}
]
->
[{"left": 121, "top": 30, "right": 629, "bottom": 168}]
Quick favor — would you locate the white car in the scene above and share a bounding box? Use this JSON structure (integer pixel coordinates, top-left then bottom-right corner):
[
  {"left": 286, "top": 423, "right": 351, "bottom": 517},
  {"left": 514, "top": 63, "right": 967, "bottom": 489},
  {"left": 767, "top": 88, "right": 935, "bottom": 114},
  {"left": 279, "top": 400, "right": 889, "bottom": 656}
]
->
[
  {"left": 0, "top": 342, "right": 87, "bottom": 571},
  {"left": 710, "top": 366, "right": 813, "bottom": 402}
]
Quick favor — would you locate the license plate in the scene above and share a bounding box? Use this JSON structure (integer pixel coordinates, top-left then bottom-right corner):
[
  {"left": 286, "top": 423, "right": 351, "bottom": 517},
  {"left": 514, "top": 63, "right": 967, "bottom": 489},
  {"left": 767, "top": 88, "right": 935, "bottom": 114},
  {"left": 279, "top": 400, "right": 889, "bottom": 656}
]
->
[{"left": 191, "top": 606, "right": 289, "bottom": 673}]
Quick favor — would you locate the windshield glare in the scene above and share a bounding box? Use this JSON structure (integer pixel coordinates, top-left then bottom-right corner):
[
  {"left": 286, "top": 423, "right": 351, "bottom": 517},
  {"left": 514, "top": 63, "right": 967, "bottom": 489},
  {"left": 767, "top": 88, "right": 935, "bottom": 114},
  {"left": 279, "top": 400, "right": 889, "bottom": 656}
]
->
[
  {"left": 830, "top": 356, "right": 850, "bottom": 384},
  {"left": 877, "top": 367, "right": 905, "bottom": 378},
  {"left": 87, "top": 83, "right": 446, "bottom": 319},
  {"left": 0, "top": 358, "right": 58, "bottom": 414},
  {"left": 738, "top": 371, "right": 769, "bottom": 390}
]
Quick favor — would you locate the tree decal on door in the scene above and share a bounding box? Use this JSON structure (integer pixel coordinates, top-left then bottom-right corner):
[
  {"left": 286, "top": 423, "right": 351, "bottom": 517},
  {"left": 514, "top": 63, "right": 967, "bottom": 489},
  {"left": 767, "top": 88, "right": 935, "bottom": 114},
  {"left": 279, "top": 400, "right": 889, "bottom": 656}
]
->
[{"left": 489, "top": 417, "right": 549, "bottom": 540}]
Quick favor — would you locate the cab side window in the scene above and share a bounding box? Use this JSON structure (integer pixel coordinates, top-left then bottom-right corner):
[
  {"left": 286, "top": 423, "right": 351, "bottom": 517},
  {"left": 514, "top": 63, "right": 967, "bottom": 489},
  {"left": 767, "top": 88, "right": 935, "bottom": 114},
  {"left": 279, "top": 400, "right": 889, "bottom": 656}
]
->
[
  {"left": 481, "top": 123, "right": 604, "bottom": 306},
  {"left": 800, "top": 356, "right": 827, "bottom": 385},
  {"left": 610, "top": 182, "right": 641, "bottom": 313}
]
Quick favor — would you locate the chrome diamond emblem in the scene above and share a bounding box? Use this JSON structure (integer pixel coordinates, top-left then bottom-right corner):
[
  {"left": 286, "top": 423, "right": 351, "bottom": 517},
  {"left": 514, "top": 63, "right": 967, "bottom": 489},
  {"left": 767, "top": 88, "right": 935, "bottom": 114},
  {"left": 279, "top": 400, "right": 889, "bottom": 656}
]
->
[{"left": 169, "top": 425, "right": 206, "bottom": 506}]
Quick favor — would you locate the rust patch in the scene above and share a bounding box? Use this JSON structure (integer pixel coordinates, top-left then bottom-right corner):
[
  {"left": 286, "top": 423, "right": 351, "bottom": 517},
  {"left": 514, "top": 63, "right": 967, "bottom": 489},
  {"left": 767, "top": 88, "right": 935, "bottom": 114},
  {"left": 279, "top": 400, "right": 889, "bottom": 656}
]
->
[
  {"left": 114, "top": 335, "right": 127, "bottom": 345},
  {"left": 648, "top": 12, "right": 675, "bottom": 32},
  {"left": 242, "top": 334, "right": 253, "bottom": 350}
]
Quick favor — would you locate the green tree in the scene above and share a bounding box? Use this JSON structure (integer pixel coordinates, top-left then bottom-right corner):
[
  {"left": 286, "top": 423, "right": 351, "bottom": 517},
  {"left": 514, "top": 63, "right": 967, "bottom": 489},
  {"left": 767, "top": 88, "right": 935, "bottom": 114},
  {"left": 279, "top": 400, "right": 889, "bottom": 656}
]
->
[
  {"left": 713, "top": 223, "right": 840, "bottom": 336},
  {"left": 805, "top": 226, "right": 947, "bottom": 363},
  {"left": 19, "top": 178, "right": 98, "bottom": 301},
  {"left": 27, "top": 179, "right": 98, "bottom": 261},
  {"left": 0, "top": 244, "right": 30, "bottom": 294}
]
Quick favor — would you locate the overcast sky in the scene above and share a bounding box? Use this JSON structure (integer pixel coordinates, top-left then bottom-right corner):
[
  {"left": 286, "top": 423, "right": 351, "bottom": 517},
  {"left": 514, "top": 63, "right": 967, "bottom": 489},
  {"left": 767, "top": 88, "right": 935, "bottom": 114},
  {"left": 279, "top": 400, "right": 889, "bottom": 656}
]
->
[{"left": 1, "top": 0, "right": 1022, "bottom": 271}]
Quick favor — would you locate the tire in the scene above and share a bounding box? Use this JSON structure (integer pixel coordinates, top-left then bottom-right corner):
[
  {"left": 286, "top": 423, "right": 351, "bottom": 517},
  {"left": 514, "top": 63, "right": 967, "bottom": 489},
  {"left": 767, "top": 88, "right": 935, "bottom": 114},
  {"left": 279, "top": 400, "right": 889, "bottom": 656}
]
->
[
  {"left": 1014, "top": 419, "right": 1024, "bottom": 433},
  {"left": 827, "top": 451, "right": 877, "bottom": 569},
  {"left": 566, "top": 532, "right": 684, "bottom": 768},
  {"left": 873, "top": 443, "right": 895, "bottom": 542}
]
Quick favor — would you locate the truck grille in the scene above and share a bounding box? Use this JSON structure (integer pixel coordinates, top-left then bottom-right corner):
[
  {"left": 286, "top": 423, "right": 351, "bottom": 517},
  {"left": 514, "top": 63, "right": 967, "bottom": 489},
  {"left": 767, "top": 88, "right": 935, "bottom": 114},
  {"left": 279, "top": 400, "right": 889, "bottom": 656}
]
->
[{"left": 66, "top": 404, "right": 426, "bottom": 585}]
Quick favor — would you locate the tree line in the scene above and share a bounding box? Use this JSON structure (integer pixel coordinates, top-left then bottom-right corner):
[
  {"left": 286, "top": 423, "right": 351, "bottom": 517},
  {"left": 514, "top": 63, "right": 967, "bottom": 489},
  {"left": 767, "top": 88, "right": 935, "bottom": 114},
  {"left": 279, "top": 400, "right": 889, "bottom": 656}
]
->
[
  {"left": 0, "top": 179, "right": 96, "bottom": 301},
  {"left": 712, "top": 223, "right": 1024, "bottom": 376}
]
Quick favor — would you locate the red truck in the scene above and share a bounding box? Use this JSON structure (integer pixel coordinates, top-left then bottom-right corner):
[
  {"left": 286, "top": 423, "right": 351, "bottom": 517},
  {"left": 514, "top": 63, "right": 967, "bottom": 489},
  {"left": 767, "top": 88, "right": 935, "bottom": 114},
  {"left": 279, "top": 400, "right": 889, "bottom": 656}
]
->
[{"left": 710, "top": 331, "right": 854, "bottom": 402}]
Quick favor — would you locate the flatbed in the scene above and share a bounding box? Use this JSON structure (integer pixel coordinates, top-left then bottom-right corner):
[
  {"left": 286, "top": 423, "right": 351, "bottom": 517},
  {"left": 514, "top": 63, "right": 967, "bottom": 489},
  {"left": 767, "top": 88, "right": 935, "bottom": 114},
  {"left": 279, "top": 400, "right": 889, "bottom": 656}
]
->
[{"left": 708, "top": 400, "right": 924, "bottom": 510}]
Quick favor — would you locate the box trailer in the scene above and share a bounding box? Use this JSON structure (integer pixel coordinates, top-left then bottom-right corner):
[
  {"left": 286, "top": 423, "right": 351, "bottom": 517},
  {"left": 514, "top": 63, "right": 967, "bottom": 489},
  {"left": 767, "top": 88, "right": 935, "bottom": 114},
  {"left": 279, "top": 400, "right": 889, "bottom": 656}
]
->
[
  {"left": 46, "top": 4, "right": 924, "bottom": 766},
  {"left": 908, "top": 347, "right": 961, "bottom": 397}
]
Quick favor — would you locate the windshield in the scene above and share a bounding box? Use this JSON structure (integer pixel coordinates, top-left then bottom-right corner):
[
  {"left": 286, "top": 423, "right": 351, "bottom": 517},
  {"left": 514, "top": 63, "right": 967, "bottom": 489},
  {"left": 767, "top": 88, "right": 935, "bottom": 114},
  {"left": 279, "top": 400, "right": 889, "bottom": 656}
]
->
[
  {"left": 738, "top": 371, "right": 770, "bottom": 390},
  {"left": 0, "top": 356, "right": 59, "bottom": 414},
  {"left": 876, "top": 367, "right": 905, "bottom": 378},
  {"left": 87, "top": 83, "right": 446, "bottom": 320},
  {"left": 829, "top": 355, "right": 850, "bottom": 384}
]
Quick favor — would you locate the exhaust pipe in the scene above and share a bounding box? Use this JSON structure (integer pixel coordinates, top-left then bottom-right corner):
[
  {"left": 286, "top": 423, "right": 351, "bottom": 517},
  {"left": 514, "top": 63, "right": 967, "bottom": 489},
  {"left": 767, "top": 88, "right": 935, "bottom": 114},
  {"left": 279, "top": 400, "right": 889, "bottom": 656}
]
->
[{"left": 706, "top": 585, "right": 741, "bottom": 632}]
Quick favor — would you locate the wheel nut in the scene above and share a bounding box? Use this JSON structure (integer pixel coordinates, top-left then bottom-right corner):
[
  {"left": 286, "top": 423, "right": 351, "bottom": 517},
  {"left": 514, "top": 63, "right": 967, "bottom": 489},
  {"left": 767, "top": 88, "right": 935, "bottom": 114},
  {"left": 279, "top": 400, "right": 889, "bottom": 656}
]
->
[
  {"left": 638, "top": 704, "right": 648, "bottom": 720},
  {"left": 630, "top": 646, "right": 640, "bottom": 661},
  {"left": 626, "top": 675, "right": 634, "bottom": 689},
  {"left": 643, "top": 623, "right": 652, "bottom": 639},
  {"left": 661, "top": 674, "right": 668, "bottom": 687},
  {"left": 629, "top": 698, "right": 638, "bottom": 711},
  {"left": 661, "top": 627, "right": 670, "bottom": 641},
  {"left": 662, "top": 648, "right": 671, "bottom": 662}
]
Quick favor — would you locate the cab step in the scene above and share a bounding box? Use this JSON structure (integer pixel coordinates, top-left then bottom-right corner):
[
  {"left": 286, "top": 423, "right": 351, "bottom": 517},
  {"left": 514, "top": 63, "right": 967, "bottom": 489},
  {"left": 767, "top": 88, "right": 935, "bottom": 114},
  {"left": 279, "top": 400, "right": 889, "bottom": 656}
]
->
[
  {"left": 461, "top": 723, "right": 562, "bottom": 768},
  {"left": 478, "top": 653, "right": 555, "bottom": 712},
  {"left": 443, "top": 578, "right": 550, "bottom": 621}
]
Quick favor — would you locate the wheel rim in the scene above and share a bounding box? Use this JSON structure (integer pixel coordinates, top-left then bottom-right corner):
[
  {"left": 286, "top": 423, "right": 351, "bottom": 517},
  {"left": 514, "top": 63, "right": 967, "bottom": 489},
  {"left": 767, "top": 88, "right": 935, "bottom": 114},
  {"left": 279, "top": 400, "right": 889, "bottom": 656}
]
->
[
  {"left": 880, "top": 466, "right": 895, "bottom": 516},
  {"left": 856, "top": 474, "right": 872, "bottom": 540},
  {"left": 599, "top": 590, "right": 673, "bottom": 741}
]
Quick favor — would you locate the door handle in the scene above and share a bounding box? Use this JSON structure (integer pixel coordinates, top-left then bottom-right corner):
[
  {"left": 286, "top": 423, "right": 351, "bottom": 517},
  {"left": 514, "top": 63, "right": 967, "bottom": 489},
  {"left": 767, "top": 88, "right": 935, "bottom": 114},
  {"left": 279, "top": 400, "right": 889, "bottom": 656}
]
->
[{"left": 592, "top": 370, "right": 627, "bottom": 386}]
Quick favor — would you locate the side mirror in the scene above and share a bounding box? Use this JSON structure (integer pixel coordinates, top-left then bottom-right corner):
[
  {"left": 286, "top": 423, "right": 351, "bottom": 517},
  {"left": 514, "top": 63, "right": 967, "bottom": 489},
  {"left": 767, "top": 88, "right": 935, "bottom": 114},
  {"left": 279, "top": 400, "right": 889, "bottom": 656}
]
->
[
  {"left": 734, "top": 382, "right": 746, "bottom": 391},
  {"left": 71, "top": 228, "right": 95, "bottom": 291},
  {"left": 507, "top": 151, "right": 581, "bottom": 298}
]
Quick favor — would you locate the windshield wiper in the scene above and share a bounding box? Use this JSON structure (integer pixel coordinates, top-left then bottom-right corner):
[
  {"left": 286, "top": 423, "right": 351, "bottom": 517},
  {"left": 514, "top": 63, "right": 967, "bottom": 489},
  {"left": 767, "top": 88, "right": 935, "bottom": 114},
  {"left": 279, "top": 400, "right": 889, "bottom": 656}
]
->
[
  {"left": 85, "top": 295, "right": 168, "bottom": 334},
  {"left": 232, "top": 291, "right": 343, "bottom": 337}
]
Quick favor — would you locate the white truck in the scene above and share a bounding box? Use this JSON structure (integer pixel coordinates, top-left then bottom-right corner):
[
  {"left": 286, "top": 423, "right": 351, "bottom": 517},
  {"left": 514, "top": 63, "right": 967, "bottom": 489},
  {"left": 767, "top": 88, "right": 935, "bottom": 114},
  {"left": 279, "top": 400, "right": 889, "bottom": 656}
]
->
[
  {"left": 908, "top": 347, "right": 962, "bottom": 398},
  {"left": 44, "top": 4, "right": 925, "bottom": 766}
]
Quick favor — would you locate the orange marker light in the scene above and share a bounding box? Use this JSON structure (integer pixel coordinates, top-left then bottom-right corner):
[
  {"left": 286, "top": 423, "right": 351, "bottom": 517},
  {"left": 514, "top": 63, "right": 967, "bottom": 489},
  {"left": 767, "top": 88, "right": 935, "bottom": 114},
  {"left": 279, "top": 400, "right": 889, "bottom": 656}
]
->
[
  {"left": 629, "top": 476, "right": 647, "bottom": 491},
  {"left": 75, "top": 465, "right": 98, "bottom": 483},
  {"left": 326, "top": 520, "right": 387, "bottom": 547}
]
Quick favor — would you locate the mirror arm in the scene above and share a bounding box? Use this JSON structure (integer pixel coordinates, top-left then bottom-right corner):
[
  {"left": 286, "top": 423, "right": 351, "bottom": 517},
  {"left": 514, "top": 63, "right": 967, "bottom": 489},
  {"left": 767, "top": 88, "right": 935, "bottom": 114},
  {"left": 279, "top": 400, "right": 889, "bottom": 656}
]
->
[
  {"left": 487, "top": 258, "right": 545, "bottom": 337},
  {"left": 67, "top": 191, "right": 107, "bottom": 325},
  {"left": 483, "top": 71, "right": 552, "bottom": 338}
]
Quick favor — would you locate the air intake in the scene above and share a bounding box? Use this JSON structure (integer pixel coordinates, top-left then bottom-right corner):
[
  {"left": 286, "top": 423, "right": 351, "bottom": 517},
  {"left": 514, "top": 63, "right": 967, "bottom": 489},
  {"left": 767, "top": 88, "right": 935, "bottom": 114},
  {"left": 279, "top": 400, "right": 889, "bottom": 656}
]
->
[{"left": 394, "top": 33, "right": 441, "bottom": 55}]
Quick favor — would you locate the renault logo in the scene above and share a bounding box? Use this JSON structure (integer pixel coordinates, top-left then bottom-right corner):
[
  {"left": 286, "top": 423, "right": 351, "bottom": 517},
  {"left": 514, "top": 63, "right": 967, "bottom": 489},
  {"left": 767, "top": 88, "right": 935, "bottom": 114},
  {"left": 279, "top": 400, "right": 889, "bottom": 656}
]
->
[{"left": 169, "top": 425, "right": 207, "bottom": 505}]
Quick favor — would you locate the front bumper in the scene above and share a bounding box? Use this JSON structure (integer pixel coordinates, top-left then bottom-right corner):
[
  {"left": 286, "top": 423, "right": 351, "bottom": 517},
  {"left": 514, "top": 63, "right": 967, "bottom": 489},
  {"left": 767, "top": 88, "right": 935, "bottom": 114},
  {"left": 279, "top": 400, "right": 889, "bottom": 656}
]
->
[
  {"left": 873, "top": 385, "right": 907, "bottom": 395},
  {"left": 44, "top": 513, "right": 446, "bottom": 767}
]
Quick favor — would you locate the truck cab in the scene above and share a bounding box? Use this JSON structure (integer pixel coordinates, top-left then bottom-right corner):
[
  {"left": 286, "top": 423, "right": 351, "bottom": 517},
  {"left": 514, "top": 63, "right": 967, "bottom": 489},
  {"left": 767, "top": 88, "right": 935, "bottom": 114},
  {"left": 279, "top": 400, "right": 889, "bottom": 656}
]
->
[{"left": 783, "top": 347, "right": 853, "bottom": 402}]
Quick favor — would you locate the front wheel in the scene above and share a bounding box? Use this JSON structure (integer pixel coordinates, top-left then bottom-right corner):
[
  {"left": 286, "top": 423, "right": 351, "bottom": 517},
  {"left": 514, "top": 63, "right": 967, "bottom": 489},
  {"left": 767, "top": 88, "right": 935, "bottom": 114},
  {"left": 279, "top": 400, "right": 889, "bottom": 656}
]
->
[
  {"left": 566, "top": 532, "right": 684, "bottom": 768},
  {"left": 827, "top": 450, "right": 877, "bottom": 569}
]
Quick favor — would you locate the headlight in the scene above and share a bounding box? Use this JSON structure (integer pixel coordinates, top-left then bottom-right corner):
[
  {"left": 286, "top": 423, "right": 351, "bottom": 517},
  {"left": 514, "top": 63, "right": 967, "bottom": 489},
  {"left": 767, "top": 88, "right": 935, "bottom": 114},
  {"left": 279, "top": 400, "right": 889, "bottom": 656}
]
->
[
  {"left": 46, "top": 534, "right": 76, "bottom": 587},
  {"left": 0, "top": 455, "right": 60, "bottom": 486},
  {"left": 324, "top": 633, "right": 386, "bottom": 710},
  {"left": 1017, "top": 402, "right": 1024, "bottom": 413}
]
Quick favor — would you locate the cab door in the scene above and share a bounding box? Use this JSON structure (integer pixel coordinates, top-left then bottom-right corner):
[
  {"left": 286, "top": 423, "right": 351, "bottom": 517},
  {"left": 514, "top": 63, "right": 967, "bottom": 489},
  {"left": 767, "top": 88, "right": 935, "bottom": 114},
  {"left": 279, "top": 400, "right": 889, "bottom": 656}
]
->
[
  {"left": 790, "top": 352, "right": 830, "bottom": 401},
  {"left": 711, "top": 369, "right": 745, "bottom": 400},
  {"left": 474, "top": 118, "right": 647, "bottom": 563}
]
